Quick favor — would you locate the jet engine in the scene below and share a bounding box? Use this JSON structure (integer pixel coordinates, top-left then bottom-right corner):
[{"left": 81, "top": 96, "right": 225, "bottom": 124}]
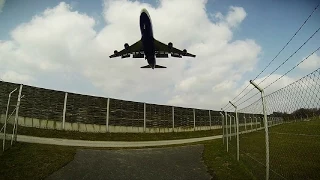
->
[
  {"left": 114, "top": 50, "right": 118, "bottom": 55},
  {"left": 183, "top": 49, "right": 187, "bottom": 55},
  {"left": 168, "top": 42, "right": 173, "bottom": 49},
  {"left": 124, "top": 43, "right": 129, "bottom": 50}
]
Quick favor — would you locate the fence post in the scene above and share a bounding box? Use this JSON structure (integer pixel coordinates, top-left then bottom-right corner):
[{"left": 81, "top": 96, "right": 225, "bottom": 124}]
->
[
  {"left": 3, "top": 88, "right": 17, "bottom": 151},
  {"left": 250, "top": 116, "right": 253, "bottom": 130},
  {"left": 172, "top": 106, "right": 175, "bottom": 132},
  {"left": 11, "top": 84, "right": 23, "bottom": 145},
  {"left": 244, "top": 115, "right": 247, "bottom": 131},
  {"left": 227, "top": 114, "right": 232, "bottom": 140},
  {"left": 209, "top": 110, "right": 212, "bottom": 130},
  {"left": 220, "top": 110, "right": 224, "bottom": 144},
  {"left": 225, "top": 111, "right": 228, "bottom": 152},
  {"left": 144, "top": 103, "right": 146, "bottom": 133},
  {"left": 232, "top": 115, "right": 236, "bottom": 135},
  {"left": 193, "top": 108, "right": 196, "bottom": 131},
  {"left": 255, "top": 116, "right": 258, "bottom": 130},
  {"left": 229, "top": 101, "right": 239, "bottom": 161},
  {"left": 250, "top": 80, "right": 269, "bottom": 180},
  {"left": 62, "top": 92, "right": 68, "bottom": 130},
  {"left": 106, "top": 98, "right": 110, "bottom": 132}
]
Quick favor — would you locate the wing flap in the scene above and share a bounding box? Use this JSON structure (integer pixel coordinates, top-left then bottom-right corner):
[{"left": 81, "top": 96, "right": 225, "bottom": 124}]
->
[
  {"left": 153, "top": 39, "right": 196, "bottom": 57},
  {"left": 109, "top": 40, "right": 143, "bottom": 58}
]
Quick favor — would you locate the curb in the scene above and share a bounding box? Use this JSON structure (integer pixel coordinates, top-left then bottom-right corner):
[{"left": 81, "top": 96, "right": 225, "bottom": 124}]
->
[{"left": 1, "top": 134, "right": 222, "bottom": 148}]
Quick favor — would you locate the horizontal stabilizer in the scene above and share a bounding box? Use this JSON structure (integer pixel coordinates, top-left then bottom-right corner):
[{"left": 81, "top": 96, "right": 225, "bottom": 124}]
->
[
  {"left": 140, "top": 65, "right": 167, "bottom": 68},
  {"left": 140, "top": 65, "right": 151, "bottom": 68},
  {"left": 155, "top": 65, "right": 166, "bottom": 68}
]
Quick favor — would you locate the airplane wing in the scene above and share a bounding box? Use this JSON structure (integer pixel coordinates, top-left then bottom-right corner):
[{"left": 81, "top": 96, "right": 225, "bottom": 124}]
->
[
  {"left": 109, "top": 40, "right": 144, "bottom": 58},
  {"left": 154, "top": 39, "right": 196, "bottom": 58}
]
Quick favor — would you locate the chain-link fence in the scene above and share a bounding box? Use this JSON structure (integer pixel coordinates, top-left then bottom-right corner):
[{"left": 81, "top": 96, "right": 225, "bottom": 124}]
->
[
  {"left": 225, "top": 67, "right": 320, "bottom": 180},
  {"left": 0, "top": 82, "right": 21, "bottom": 152}
]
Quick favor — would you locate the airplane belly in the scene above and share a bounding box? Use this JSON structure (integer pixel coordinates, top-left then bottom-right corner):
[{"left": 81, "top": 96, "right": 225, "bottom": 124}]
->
[
  {"left": 140, "top": 9, "right": 155, "bottom": 67},
  {"left": 140, "top": 12, "right": 152, "bottom": 37}
]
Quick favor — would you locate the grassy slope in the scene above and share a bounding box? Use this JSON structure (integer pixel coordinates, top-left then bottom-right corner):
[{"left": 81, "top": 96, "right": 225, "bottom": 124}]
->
[{"left": 233, "top": 119, "right": 320, "bottom": 180}]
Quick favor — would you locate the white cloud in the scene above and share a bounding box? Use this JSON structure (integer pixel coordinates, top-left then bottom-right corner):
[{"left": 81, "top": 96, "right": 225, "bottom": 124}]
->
[
  {"left": 225, "top": 6, "right": 247, "bottom": 28},
  {"left": 0, "top": 0, "right": 262, "bottom": 110},
  {"left": 1, "top": 70, "right": 35, "bottom": 84},
  {"left": 298, "top": 53, "right": 320, "bottom": 71},
  {"left": 0, "top": 0, "right": 5, "bottom": 13},
  {"left": 9, "top": 2, "right": 96, "bottom": 72}
]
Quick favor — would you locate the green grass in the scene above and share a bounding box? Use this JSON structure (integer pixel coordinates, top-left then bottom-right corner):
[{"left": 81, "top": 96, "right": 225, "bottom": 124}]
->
[
  {"left": 270, "top": 119, "right": 320, "bottom": 135},
  {"left": 203, "top": 140, "right": 254, "bottom": 180},
  {"left": 0, "top": 142, "right": 76, "bottom": 180},
  {"left": 10, "top": 125, "right": 222, "bottom": 141},
  {"left": 232, "top": 119, "right": 320, "bottom": 180}
]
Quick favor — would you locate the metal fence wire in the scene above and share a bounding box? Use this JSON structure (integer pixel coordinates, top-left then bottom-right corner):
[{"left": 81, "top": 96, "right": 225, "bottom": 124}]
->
[{"left": 227, "top": 67, "right": 320, "bottom": 180}]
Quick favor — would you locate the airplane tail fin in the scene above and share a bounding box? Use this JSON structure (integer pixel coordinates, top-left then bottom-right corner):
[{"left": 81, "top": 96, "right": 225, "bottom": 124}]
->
[{"left": 140, "top": 65, "right": 167, "bottom": 68}]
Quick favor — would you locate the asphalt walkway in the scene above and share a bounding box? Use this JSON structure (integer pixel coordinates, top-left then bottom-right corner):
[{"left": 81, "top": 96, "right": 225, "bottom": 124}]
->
[{"left": 46, "top": 144, "right": 212, "bottom": 180}]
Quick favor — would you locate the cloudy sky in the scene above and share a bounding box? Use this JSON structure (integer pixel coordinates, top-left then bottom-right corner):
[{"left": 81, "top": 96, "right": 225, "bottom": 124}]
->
[{"left": 0, "top": 0, "right": 319, "bottom": 111}]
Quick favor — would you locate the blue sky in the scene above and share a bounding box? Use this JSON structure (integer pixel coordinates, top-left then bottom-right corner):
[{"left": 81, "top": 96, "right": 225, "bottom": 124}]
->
[{"left": 0, "top": 0, "right": 319, "bottom": 109}]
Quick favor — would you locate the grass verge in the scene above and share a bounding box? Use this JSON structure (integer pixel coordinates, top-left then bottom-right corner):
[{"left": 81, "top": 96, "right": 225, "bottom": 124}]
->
[
  {"left": 0, "top": 142, "right": 76, "bottom": 180},
  {"left": 9, "top": 124, "right": 222, "bottom": 141},
  {"left": 203, "top": 140, "right": 254, "bottom": 180}
]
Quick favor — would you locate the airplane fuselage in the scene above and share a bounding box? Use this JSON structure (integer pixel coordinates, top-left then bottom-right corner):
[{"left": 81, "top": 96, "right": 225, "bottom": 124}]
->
[{"left": 140, "top": 9, "right": 156, "bottom": 69}]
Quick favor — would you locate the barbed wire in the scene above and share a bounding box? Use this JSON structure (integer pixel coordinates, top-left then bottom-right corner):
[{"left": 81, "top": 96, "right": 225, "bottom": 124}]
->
[
  {"left": 239, "top": 67, "right": 320, "bottom": 114},
  {"left": 222, "top": 3, "right": 319, "bottom": 110},
  {"left": 236, "top": 50, "right": 320, "bottom": 111},
  {"left": 265, "top": 46, "right": 320, "bottom": 90},
  {"left": 237, "top": 92, "right": 260, "bottom": 109},
  {"left": 253, "top": 3, "right": 319, "bottom": 82},
  {"left": 257, "top": 26, "right": 320, "bottom": 86},
  {"left": 232, "top": 27, "right": 320, "bottom": 109}
]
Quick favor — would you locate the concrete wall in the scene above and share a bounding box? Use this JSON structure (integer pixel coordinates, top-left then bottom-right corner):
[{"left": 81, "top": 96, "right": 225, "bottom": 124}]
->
[
  {"left": 1, "top": 113, "right": 279, "bottom": 134},
  {"left": 1, "top": 114, "right": 224, "bottom": 133}
]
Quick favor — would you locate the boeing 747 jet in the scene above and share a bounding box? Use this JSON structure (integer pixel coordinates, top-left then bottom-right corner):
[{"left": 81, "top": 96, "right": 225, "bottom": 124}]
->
[{"left": 109, "top": 8, "right": 196, "bottom": 69}]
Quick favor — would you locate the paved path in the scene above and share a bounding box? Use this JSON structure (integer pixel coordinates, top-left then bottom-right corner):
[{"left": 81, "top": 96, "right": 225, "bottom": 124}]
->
[
  {"left": 46, "top": 144, "right": 211, "bottom": 180},
  {"left": 1, "top": 126, "right": 271, "bottom": 148},
  {"left": 1, "top": 134, "right": 222, "bottom": 147}
]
